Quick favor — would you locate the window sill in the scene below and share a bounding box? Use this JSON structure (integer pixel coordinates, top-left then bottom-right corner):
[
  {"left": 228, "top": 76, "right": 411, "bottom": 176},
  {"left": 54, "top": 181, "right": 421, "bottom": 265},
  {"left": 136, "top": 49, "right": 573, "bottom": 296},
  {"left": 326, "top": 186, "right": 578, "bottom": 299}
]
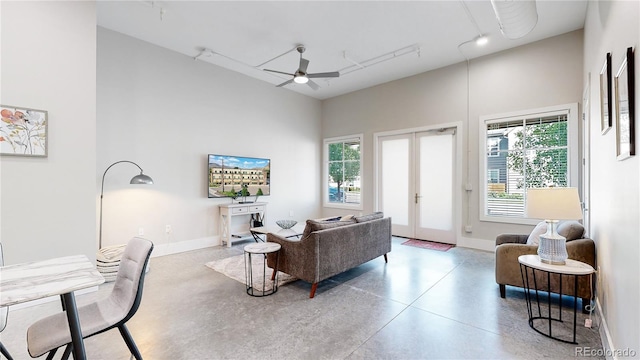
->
[
  {"left": 323, "top": 203, "right": 363, "bottom": 211},
  {"left": 479, "top": 215, "right": 540, "bottom": 226}
]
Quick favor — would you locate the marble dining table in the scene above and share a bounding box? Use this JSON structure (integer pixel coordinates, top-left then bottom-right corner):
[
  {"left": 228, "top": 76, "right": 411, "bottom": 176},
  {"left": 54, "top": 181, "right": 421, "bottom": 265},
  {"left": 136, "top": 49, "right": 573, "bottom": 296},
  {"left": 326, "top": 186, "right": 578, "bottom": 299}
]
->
[{"left": 0, "top": 254, "right": 105, "bottom": 360}]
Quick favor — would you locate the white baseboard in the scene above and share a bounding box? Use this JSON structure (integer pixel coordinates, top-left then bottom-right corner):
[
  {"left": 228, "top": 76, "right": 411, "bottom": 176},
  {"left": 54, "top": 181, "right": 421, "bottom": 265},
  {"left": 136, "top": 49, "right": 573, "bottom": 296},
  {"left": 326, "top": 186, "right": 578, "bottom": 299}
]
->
[
  {"left": 457, "top": 235, "right": 495, "bottom": 252},
  {"left": 596, "top": 297, "right": 617, "bottom": 360},
  {"left": 151, "top": 235, "right": 220, "bottom": 257}
]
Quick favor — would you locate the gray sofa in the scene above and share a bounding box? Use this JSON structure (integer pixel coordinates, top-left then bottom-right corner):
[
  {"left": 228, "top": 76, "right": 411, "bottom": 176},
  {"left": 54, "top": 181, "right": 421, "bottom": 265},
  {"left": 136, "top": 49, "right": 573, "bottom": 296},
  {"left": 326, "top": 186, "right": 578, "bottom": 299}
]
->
[{"left": 266, "top": 213, "right": 392, "bottom": 298}]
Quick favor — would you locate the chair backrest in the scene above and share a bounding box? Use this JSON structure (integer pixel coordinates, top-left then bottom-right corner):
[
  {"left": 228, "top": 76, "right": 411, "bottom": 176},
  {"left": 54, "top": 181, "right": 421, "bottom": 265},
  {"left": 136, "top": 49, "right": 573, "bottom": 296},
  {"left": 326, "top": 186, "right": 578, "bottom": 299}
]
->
[
  {"left": 110, "top": 237, "right": 154, "bottom": 326},
  {"left": 0, "top": 243, "right": 8, "bottom": 332}
]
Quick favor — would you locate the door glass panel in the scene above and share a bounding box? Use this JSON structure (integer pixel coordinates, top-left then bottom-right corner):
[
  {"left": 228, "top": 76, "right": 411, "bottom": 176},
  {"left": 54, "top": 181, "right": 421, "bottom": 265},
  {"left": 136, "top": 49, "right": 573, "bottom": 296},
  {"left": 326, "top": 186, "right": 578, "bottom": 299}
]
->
[
  {"left": 419, "top": 134, "right": 453, "bottom": 230},
  {"left": 382, "top": 138, "right": 409, "bottom": 226}
]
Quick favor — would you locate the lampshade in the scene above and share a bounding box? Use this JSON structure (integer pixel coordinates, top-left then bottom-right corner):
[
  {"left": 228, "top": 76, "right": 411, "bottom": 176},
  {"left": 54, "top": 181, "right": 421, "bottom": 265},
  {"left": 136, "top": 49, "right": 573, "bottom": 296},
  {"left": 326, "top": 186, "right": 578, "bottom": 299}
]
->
[
  {"left": 130, "top": 173, "right": 154, "bottom": 185},
  {"left": 526, "top": 187, "right": 581, "bottom": 265},
  {"left": 526, "top": 187, "right": 582, "bottom": 221},
  {"left": 490, "top": 0, "right": 538, "bottom": 40}
]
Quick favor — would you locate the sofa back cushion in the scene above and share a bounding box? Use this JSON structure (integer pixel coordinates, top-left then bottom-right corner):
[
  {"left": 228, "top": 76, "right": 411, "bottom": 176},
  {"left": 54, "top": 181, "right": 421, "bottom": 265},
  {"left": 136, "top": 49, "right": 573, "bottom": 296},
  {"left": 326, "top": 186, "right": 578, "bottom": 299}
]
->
[
  {"left": 354, "top": 212, "right": 384, "bottom": 223},
  {"left": 526, "top": 220, "right": 585, "bottom": 245},
  {"left": 302, "top": 218, "right": 357, "bottom": 239}
]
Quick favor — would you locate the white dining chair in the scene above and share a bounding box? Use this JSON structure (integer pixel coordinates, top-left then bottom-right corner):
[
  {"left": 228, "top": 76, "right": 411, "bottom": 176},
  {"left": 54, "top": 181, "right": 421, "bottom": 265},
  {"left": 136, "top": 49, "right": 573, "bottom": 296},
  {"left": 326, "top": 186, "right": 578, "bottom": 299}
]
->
[
  {"left": 26, "top": 237, "right": 153, "bottom": 360},
  {"left": 0, "top": 243, "right": 14, "bottom": 360}
]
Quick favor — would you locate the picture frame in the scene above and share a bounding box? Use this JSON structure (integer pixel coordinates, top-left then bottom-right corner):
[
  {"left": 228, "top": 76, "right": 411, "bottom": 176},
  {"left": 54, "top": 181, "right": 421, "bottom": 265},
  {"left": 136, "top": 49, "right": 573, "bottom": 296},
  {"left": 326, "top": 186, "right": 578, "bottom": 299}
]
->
[
  {"left": 615, "top": 47, "right": 635, "bottom": 161},
  {"left": 600, "top": 53, "right": 612, "bottom": 134},
  {"left": 0, "top": 105, "right": 48, "bottom": 157}
]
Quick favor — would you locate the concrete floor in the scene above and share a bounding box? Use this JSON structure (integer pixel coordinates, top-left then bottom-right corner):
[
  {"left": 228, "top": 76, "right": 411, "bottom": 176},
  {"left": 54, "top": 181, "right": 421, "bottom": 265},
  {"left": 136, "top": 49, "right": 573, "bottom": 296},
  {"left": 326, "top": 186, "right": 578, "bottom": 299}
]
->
[{"left": 1, "top": 237, "right": 603, "bottom": 359}]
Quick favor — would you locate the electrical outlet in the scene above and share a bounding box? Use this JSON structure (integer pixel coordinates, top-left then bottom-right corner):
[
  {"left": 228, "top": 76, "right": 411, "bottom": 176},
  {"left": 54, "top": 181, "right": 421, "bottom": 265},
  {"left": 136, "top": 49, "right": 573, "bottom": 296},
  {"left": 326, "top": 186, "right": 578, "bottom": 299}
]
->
[
  {"left": 165, "top": 225, "right": 172, "bottom": 234},
  {"left": 289, "top": 210, "right": 294, "bottom": 217},
  {"left": 464, "top": 225, "right": 472, "bottom": 233},
  {"left": 138, "top": 227, "right": 144, "bottom": 236}
]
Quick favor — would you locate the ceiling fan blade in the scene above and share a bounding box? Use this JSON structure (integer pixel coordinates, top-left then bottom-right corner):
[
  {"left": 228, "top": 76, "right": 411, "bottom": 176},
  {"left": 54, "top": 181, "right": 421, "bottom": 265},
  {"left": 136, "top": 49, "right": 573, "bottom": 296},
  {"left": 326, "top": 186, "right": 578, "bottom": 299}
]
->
[
  {"left": 299, "top": 58, "right": 309, "bottom": 73},
  {"left": 307, "top": 72, "right": 340, "bottom": 78},
  {"left": 276, "top": 79, "right": 294, "bottom": 88},
  {"left": 264, "top": 69, "right": 295, "bottom": 76},
  {"left": 307, "top": 79, "right": 320, "bottom": 91}
]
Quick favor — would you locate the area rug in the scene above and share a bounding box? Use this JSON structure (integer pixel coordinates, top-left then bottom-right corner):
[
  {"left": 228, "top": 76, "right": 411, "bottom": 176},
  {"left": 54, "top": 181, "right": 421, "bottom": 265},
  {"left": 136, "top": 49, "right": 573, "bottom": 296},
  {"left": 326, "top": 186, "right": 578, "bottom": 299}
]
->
[
  {"left": 401, "top": 239, "right": 455, "bottom": 252},
  {"left": 205, "top": 254, "right": 297, "bottom": 291}
]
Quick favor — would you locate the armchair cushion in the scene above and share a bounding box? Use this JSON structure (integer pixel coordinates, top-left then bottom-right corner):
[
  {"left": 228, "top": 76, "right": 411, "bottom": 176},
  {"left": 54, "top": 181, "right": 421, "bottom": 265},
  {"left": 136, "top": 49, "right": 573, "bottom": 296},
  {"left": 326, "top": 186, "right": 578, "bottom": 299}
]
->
[{"left": 525, "top": 220, "right": 585, "bottom": 245}]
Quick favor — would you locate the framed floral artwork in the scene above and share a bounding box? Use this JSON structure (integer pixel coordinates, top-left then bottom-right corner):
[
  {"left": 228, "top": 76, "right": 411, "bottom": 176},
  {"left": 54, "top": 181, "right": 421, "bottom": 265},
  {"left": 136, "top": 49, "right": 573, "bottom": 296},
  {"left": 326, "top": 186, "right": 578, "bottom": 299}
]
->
[
  {"left": 0, "top": 105, "right": 48, "bottom": 157},
  {"left": 615, "top": 47, "right": 635, "bottom": 161},
  {"left": 600, "top": 53, "right": 612, "bottom": 134}
]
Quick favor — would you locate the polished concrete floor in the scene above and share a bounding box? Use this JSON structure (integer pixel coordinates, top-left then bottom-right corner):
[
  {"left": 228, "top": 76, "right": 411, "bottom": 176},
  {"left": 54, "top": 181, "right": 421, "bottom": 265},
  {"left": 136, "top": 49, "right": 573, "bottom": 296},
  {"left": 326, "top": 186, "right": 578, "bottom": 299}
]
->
[{"left": 2, "top": 237, "right": 603, "bottom": 359}]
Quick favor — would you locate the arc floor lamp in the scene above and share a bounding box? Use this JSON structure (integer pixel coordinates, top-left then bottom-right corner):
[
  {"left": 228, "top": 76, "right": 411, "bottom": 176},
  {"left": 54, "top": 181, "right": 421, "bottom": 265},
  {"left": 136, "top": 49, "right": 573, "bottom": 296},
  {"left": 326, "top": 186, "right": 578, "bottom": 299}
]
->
[{"left": 99, "top": 160, "right": 154, "bottom": 249}]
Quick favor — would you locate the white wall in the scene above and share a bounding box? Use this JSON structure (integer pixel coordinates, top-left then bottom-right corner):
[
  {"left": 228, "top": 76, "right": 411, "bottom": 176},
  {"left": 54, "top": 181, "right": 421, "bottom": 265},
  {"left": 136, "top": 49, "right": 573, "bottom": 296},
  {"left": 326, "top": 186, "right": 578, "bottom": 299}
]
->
[
  {"left": 97, "top": 28, "right": 322, "bottom": 253},
  {"left": 583, "top": 0, "right": 639, "bottom": 353},
  {"left": 322, "top": 30, "right": 584, "bottom": 249},
  {"left": 0, "top": 1, "right": 97, "bottom": 264}
]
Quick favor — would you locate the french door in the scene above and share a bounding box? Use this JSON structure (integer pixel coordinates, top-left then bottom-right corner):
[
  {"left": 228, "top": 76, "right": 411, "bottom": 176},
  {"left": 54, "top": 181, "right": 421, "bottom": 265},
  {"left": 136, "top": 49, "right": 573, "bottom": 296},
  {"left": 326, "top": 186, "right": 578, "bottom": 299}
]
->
[{"left": 377, "top": 129, "right": 456, "bottom": 244}]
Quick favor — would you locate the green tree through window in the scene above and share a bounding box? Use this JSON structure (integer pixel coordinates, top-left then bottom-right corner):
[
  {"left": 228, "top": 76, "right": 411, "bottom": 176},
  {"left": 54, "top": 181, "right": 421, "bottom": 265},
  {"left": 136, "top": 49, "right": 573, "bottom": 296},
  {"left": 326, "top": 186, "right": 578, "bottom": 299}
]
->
[
  {"left": 326, "top": 137, "right": 361, "bottom": 206},
  {"left": 482, "top": 107, "right": 576, "bottom": 221}
]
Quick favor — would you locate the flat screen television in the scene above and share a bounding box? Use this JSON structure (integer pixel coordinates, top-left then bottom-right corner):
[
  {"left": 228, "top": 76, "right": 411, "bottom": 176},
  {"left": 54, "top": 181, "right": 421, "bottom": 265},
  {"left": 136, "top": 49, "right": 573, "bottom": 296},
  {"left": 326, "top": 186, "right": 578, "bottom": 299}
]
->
[{"left": 208, "top": 154, "right": 270, "bottom": 199}]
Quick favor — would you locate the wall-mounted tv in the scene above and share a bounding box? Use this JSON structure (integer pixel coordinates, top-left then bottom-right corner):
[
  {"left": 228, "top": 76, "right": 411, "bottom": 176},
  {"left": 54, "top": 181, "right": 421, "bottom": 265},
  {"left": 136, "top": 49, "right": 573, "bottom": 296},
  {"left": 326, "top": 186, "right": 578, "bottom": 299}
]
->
[{"left": 208, "top": 154, "right": 270, "bottom": 199}]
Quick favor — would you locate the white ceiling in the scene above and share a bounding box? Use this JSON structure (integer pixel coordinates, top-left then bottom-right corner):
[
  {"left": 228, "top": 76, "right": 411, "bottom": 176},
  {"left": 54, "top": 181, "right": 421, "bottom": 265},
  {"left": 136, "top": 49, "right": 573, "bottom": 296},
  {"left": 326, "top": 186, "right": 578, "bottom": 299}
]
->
[{"left": 97, "top": 1, "right": 588, "bottom": 100}]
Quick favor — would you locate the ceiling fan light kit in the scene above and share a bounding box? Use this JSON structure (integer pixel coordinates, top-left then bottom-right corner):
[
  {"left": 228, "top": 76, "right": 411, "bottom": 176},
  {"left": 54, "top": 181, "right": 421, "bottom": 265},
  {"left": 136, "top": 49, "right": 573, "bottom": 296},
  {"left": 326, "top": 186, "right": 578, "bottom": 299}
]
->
[
  {"left": 263, "top": 45, "right": 340, "bottom": 90},
  {"left": 491, "top": 0, "right": 538, "bottom": 39}
]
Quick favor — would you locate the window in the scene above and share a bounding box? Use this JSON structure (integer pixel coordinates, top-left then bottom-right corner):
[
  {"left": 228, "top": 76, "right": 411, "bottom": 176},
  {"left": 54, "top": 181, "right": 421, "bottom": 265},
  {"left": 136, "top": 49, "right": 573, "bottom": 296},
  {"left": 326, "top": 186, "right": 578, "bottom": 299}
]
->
[
  {"left": 324, "top": 134, "right": 362, "bottom": 209},
  {"left": 480, "top": 104, "right": 578, "bottom": 224}
]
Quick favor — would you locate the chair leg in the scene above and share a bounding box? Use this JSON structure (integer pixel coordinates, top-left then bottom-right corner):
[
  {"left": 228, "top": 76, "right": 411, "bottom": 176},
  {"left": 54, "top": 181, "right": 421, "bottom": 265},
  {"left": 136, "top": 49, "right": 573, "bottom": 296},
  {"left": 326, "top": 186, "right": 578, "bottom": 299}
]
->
[
  {"left": 61, "top": 344, "right": 72, "bottom": 360},
  {"left": 499, "top": 284, "right": 506, "bottom": 298},
  {"left": 0, "top": 341, "right": 14, "bottom": 360},
  {"left": 383, "top": 254, "right": 388, "bottom": 263},
  {"left": 118, "top": 324, "right": 142, "bottom": 360},
  {"left": 45, "top": 348, "right": 58, "bottom": 360}
]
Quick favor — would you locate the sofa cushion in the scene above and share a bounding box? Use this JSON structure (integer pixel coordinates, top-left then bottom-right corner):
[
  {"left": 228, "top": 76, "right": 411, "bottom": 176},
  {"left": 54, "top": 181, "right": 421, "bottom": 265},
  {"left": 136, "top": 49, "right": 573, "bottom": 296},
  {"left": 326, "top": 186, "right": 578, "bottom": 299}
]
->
[
  {"left": 302, "top": 218, "right": 357, "bottom": 239},
  {"left": 354, "top": 212, "right": 384, "bottom": 223},
  {"left": 526, "top": 220, "right": 585, "bottom": 245}
]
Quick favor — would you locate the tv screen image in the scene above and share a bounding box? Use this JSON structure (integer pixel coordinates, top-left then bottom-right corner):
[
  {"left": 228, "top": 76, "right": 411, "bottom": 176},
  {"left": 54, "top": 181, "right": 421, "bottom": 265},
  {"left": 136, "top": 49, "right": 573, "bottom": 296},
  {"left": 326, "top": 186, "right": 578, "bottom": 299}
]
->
[{"left": 208, "top": 154, "right": 270, "bottom": 199}]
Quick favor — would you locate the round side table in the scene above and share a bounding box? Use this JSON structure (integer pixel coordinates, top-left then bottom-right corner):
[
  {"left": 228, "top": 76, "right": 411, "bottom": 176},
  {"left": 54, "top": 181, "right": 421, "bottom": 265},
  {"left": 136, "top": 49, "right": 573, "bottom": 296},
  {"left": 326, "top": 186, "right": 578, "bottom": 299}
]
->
[
  {"left": 518, "top": 254, "right": 595, "bottom": 344},
  {"left": 243, "top": 242, "right": 281, "bottom": 297}
]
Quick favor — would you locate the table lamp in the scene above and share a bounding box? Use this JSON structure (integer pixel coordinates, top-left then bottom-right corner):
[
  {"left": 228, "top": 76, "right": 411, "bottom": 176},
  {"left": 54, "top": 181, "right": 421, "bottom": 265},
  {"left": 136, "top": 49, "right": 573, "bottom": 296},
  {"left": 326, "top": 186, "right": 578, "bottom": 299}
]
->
[{"left": 525, "top": 187, "right": 582, "bottom": 265}]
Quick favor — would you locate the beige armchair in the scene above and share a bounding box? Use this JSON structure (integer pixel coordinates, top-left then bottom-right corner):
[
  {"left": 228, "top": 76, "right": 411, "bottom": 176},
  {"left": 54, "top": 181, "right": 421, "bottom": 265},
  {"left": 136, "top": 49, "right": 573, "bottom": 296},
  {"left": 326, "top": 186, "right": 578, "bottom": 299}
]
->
[{"left": 495, "top": 222, "right": 595, "bottom": 311}]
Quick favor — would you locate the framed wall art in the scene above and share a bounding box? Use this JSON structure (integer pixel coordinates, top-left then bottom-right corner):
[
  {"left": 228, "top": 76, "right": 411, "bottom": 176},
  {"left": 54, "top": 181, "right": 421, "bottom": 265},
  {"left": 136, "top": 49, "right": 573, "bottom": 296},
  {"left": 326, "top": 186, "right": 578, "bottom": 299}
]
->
[
  {"left": 600, "top": 52, "right": 612, "bottom": 134},
  {"left": 615, "top": 47, "right": 635, "bottom": 161},
  {"left": 0, "top": 105, "right": 48, "bottom": 157}
]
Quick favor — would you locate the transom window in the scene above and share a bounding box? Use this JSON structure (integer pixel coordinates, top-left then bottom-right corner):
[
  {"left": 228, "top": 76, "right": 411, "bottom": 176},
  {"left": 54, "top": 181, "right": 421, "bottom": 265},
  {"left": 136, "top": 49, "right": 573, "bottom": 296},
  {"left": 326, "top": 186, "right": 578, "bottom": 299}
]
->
[
  {"left": 480, "top": 104, "right": 578, "bottom": 224},
  {"left": 323, "top": 135, "right": 362, "bottom": 209}
]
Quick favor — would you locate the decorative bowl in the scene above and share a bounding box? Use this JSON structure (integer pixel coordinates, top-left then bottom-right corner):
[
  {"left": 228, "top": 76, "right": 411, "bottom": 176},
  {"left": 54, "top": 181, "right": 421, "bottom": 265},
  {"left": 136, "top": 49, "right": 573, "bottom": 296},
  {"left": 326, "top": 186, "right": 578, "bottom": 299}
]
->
[{"left": 276, "top": 220, "right": 297, "bottom": 229}]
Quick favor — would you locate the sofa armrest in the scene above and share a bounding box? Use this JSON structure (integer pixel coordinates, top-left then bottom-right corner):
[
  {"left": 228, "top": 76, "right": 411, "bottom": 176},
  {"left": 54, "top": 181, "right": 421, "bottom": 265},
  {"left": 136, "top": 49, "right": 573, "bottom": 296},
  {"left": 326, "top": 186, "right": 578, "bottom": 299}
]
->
[
  {"left": 266, "top": 233, "right": 318, "bottom": 283},
  {"left": 496, "top": 234, "right": 528, "bottom": 246}
]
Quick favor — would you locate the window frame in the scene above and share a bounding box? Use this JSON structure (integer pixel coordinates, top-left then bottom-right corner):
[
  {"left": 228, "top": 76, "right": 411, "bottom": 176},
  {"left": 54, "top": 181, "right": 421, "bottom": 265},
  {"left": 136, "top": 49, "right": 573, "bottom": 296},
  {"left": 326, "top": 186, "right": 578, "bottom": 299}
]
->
[
  {"left": 479, "top": 103, "right": 579, "bottom": 225},
  {"left": 323, "top": 134, "right": 364, "bottom": 210}
]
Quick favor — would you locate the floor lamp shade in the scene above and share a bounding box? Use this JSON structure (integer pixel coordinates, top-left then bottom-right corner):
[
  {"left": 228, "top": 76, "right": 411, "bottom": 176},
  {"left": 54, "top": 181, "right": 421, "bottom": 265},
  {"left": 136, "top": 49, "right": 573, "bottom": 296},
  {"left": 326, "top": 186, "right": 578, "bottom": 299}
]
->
[{"left": 526, "top": 187, "right": 582, "bottom": 264}]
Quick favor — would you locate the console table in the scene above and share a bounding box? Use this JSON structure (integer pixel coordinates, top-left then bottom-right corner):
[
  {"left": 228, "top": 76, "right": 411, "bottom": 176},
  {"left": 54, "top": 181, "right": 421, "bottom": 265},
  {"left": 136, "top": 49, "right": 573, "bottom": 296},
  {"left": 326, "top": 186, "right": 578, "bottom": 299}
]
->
[{"left": 219, "top": 202, "right": 267, "bottom": 247}]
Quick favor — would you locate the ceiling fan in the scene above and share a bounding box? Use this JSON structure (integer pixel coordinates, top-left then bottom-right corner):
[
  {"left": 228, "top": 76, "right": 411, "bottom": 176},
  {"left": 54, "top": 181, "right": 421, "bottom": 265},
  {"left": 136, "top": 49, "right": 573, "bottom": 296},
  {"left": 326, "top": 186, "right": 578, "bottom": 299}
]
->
[{"left": 263, "top": 45, "right": 340, "bottom": 90}]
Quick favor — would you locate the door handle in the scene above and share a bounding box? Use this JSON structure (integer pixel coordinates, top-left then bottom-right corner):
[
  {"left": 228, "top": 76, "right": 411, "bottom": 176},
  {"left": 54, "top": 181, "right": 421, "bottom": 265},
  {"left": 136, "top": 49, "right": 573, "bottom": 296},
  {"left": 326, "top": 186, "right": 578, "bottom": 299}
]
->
[{"left": 415, "top": 193, "right": 422, "bottom": 204}]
